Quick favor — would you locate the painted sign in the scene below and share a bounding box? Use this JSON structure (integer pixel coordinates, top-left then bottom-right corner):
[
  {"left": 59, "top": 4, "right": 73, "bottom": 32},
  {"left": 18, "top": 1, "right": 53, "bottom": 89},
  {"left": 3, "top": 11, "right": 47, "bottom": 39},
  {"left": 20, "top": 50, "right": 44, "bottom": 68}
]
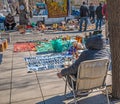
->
[{"left": 45, "top": 0, "right": 68, "bottom": 18}]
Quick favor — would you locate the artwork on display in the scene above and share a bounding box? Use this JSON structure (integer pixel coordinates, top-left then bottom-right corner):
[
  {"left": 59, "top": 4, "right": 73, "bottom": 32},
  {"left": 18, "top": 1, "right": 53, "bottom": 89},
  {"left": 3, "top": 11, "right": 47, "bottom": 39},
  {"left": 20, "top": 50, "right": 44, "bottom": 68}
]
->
[
  {"left": 24, "top": 54, "right": 72, "bottom": 71},
  {"left": 45, "top": 0, "right": 68, "bottom": 18}
]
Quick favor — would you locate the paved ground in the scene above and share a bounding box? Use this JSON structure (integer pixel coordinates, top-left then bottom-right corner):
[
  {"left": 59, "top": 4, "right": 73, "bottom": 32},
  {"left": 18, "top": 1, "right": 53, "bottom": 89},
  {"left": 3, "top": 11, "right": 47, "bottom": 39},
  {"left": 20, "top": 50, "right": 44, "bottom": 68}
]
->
[{"left": 0, "top": 30, "right": 119, "bottom": 104}]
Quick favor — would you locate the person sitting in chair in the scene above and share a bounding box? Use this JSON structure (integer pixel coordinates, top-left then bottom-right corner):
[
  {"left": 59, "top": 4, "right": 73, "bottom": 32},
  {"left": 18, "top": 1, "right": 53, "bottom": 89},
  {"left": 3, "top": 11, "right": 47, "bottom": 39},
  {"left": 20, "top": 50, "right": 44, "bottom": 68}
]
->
[
  {"left": 57, "top": 34, "right": 110, "bottom": 88},
  {"left": 4, "top": 13, "right": 16, "bottom": 30}
]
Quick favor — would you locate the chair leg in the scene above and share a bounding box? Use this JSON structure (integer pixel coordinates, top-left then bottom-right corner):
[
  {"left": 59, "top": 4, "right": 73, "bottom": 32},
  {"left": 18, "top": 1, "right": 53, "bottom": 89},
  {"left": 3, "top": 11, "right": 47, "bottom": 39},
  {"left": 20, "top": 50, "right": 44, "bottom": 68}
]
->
[
  {"left": 105, "top": 86, "right": 110, "bottom": 104},
  {"left": 71, "top": 78, "right": 77, "bottom": 104},
  {"left": 64, "top": 76, "right": 68, "bottom": 96}
]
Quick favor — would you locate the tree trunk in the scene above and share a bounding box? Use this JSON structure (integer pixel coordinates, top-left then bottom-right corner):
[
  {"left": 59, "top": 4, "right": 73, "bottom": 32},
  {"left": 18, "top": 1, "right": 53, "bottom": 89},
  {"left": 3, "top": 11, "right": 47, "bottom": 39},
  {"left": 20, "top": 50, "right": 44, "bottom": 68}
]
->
[
  {"left": 19, "top": 0, "right": 29, "bottom": 25},
  {"left": 107, "top": 0, "right": 120, "bottom": 98}
]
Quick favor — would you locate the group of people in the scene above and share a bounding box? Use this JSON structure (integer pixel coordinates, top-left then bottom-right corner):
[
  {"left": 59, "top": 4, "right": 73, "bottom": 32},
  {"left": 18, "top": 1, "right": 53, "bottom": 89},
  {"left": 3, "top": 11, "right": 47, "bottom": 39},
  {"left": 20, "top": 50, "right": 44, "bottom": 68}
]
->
[{"left": 79, "top": 1, "right": 107, "bottom": 32}]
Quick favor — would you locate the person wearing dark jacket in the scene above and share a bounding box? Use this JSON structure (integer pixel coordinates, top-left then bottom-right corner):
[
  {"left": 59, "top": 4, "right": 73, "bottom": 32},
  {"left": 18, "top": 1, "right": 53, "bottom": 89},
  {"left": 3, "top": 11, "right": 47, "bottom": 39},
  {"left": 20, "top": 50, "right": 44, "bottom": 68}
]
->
[
  {"left": 4, "top": 13, "right": 16, "bottom": 30},
  {"left": 89, "top": 3, "right": 95, "bottom": 23},
  {"left": 57, "top": 35, "right": 110, "bottom": 88},
  {"left": 79, "top": 2, "right": 89, "bottom": 32},
  {"left": 95, "top": 3, "right": 103, "bottom": 30}
]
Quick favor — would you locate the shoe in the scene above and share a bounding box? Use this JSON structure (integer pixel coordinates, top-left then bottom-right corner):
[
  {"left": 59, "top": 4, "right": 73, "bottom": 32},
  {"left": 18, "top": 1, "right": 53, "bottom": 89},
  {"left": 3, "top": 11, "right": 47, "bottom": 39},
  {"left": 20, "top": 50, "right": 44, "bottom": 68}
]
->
[{"left": 75, "top": 91, "right": 89, "bottom": 97}]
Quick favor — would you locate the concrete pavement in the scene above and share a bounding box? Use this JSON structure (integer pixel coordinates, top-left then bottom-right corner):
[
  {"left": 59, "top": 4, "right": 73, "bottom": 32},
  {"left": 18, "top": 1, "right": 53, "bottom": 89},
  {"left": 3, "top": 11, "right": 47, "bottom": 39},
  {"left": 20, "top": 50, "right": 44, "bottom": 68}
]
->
[{"left": 0, "top": 31, "right": 119, "bottom": 104}]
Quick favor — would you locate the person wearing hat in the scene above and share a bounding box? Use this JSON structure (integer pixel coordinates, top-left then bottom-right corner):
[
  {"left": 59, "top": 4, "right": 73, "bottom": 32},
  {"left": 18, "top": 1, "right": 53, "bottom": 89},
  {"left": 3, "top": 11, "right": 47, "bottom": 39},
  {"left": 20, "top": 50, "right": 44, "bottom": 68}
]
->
[{"left": 57, "top": 34, "right": 110, "bottom": 88}]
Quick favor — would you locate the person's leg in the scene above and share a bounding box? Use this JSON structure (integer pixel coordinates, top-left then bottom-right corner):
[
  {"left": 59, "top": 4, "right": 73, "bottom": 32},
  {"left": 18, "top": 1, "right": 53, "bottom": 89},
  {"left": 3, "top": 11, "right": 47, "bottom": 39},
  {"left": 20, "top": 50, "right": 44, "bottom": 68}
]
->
[
  {"left": 92, "top": 12, "right": 95, "bottom": 23},
  {"left": 84, "top": 17, "right": 88, "bottom": 31},
  {"left": 11, "top": 23, "right": 16, "bottom": 30},
  {"left": 99, "top": 18, "right": 103, "bottom": 30},
  {"left": 90, "top": 12, "right": 92, "bottom": 20},
  {"left": 5, "top": 23, "right": 10, "bottom": 30},
  {"left": 95, "top": 18, "right": 99, "bottom": 30},
  {"left": 79, "top": 18, "right": 84, "bottom": 31}
]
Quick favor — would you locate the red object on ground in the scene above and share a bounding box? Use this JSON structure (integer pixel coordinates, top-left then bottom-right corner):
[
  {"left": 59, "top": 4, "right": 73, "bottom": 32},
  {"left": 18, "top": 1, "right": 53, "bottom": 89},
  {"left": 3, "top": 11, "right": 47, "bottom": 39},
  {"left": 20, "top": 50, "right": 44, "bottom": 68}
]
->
[
  {"left": 14, "top": 42, "right": 36, "bottom": 52},
  {"left": 26, "top": 25, "right": 32, "bottom": 29}
]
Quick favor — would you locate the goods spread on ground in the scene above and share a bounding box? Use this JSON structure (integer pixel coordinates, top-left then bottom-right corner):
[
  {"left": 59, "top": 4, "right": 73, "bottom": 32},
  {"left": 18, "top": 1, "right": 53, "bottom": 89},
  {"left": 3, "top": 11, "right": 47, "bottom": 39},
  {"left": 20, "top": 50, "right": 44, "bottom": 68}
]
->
[
  {"left": 24, "top": 54, "right": 73, "bottom": 71},
  {"left": 13, "top": 38, "right": 76, "bottom": 53},
  {"left": 14, "top": 42, "right": 36, "bottom": 52}
]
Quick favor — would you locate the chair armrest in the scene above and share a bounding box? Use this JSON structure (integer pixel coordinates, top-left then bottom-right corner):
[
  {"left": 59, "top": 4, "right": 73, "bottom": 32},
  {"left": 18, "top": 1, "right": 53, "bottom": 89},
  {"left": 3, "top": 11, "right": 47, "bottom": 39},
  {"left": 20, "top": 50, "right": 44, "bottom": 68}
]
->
[{"left": 69, "top": 75, "right": 77, "bottom": 82}]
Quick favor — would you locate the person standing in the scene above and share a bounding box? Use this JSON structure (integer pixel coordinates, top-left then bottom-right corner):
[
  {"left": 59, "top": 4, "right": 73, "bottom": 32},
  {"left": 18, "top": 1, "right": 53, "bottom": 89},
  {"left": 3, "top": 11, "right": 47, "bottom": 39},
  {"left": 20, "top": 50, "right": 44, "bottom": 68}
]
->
[
  {"left": 102, "top": 2, "right": 108, "bottom": 39},
  {"left": 89, "top": 3, "right": 95, "bottom": 23},
  {"left": 79, "top": 1, "right": 89, "bottom": 32},
  {"left": 95, "top": 3, "right": 103, "bottom": 30}
]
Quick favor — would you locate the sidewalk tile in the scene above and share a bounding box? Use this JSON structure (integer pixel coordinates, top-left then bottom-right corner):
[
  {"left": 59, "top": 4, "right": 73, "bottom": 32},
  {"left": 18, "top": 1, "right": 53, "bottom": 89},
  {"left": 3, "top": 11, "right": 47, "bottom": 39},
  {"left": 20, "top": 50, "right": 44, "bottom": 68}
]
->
[
  {"left": 12, "top": 97, "right": 42, "bottom": 104},
  {"left": 0, "top": 78, "right": 10, "bottom": 91},
  {"left": 12, "top": 73, "right": 37, "bottom": 88},
  {"left": 11, "top": 84, "right": 42, "bottom": 103},
  {"left": 40, "top": 80, "right": 66, "bottom": 97},
  {"left": 37, "top": 70, "right": 63, "bottom": 84},
  {"left": 0, "top": 89, "right": 10, "bottom": 104}
]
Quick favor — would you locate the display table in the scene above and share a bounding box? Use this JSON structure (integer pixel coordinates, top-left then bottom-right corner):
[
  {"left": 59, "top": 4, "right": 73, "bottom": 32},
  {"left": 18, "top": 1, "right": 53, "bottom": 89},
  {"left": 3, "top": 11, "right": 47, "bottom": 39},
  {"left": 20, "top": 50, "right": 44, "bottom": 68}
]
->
[
  {"left": 30, "top": 15, "right": 47, "bottom": 24},
  {"left": 15, "top": 15, "right": 48, "bottom": 24}
]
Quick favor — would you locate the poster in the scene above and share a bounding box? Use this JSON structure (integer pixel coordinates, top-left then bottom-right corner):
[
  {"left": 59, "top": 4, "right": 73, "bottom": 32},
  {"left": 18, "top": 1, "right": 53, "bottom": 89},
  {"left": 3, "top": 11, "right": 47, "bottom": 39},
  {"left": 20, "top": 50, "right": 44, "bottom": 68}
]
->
[{"left": 45, "top": 0, "right": 68, "bottom": 18}]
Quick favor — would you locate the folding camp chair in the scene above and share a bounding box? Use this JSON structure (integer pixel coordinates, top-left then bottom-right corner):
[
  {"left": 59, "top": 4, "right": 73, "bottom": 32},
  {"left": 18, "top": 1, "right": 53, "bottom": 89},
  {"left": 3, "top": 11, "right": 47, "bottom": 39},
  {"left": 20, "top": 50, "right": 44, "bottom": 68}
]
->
[{"left": 65, "top": 58, "right": 110, "bottom": 104}]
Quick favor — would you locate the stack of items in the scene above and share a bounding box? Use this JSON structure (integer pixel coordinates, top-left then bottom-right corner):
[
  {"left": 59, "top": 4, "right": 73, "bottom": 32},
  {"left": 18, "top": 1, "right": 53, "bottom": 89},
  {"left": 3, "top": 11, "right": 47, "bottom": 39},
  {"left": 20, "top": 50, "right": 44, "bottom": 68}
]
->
[
  {"left": 17, "top": 25, "right": 25, "bottom": 34},
  {"left": 66, "top": 19, "right": 79, "bottom": 31},
  {"left": 24, "top": 54, "right": 73, "bottom": 71},
  {"left": 14, "top": 42, "right": 36, "bottom": 52}
]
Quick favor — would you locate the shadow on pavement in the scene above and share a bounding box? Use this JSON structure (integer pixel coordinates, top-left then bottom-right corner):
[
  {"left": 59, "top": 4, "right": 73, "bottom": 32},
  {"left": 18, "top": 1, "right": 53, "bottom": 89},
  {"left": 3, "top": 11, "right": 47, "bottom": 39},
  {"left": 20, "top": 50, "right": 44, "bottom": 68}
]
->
[
  {"left": 37, "top": 95, "right": 66, "bottom": 104},
  {"left": 36, "top": 93, "right": 111, "bottom": 104}
]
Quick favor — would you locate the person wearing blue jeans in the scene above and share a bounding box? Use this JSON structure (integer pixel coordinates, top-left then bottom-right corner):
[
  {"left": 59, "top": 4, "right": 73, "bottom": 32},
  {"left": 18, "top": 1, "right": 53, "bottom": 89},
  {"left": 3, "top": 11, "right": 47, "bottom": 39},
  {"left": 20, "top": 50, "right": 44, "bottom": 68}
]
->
[
  {"left": 79, "top": 17, "right": 88, "bottom": 31},
  {"left": 79, "top": 2, "right": 89, "bottom": 32},
  {"left": 95, "top": 3, "right": 103, "bottom": 30},
  {"left": 96, "top": 18, "right": 102, "bottom": 30}
]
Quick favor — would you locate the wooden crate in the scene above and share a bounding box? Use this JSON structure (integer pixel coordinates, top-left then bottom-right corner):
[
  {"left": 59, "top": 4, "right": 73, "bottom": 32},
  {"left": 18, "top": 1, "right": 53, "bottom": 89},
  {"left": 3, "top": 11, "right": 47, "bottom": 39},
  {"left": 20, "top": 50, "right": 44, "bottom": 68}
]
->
[{"left": 0, "top": 42, "right": 5, "bottom": 52}]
